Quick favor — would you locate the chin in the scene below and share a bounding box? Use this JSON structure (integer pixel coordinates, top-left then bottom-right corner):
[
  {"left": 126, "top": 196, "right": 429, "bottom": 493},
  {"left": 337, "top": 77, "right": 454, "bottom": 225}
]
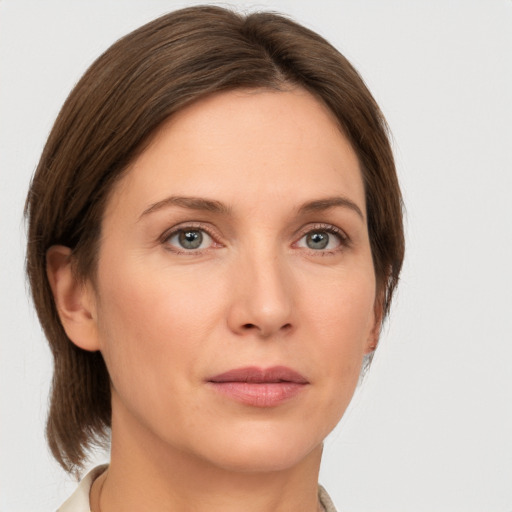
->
[
  {"left": 193, "top": 424, "right": 325, "bottom": 474},
  {"left": 208, "top": 447, "right": 320, "bottom": 474}
]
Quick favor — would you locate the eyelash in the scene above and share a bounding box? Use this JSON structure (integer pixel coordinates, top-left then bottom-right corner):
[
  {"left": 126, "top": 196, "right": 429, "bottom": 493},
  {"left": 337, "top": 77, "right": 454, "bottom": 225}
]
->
[
  {"left": 294, "top": 223, "right": 350, "bottom": 256},
  {"left": 160, "top": 222, "right": 220, "bottom": 255},
  {"left": 160, "top": 222, "right": 350, "bottom": 256}
]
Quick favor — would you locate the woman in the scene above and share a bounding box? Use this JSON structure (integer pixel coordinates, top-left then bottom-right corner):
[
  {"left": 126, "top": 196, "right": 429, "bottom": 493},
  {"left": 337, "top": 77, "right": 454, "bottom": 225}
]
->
[{"left": 25, "top": 5, "right": 404, "bottom": 511}]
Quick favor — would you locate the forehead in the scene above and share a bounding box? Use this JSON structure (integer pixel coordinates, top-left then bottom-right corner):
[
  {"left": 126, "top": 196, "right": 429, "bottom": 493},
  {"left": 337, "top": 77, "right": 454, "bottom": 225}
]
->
[{"left": 106, "top": 87, "right": 365, "bottom": 219}]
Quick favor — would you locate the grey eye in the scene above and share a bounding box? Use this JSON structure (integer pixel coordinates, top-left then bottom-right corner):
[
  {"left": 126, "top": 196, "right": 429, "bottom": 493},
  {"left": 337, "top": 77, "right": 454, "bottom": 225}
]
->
[
  {"left": 305, "top": 231, "right": 329, "bottom": 250},
  {"left": 166, "top": 228, "right": 213, "bottom": 251},
  {"left": 296, "top": 228, "right": 343, "bottom": 252},
  {"left": 178, "top": 230, "right": 203, "bottom": 249}
]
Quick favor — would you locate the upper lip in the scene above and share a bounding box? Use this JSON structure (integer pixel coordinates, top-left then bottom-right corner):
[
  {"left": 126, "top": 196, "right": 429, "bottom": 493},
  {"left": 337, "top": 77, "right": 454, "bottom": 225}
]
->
[{"left": 208, "top": 366, "right": 308, "bottom": 384}]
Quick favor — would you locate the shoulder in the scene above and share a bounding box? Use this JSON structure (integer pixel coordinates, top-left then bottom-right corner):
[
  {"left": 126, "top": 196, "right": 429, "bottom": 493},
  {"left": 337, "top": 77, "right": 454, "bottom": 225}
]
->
[{"left": 56, "top": 465, "right": 108, "bottom": 512}]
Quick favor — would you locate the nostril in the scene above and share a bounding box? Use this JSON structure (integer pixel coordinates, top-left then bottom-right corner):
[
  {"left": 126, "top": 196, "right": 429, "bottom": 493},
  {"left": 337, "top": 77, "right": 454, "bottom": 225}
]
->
[{"left": 241, "top": 322, "right": 292, "bottom": 333}]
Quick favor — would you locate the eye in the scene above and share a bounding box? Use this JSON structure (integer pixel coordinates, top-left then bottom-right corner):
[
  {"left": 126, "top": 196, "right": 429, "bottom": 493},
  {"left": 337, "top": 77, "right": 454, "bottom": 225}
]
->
[
  {"left": 165, "top": 228, "right": 214, "bottom": 251},
  {"left": 296, "top": 226, "right": 346, "bottom": 252}
]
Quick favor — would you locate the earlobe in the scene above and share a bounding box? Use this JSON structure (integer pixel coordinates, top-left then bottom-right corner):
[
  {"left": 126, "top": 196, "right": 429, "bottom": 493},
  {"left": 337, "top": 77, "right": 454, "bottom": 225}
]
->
[
  {"left": 46, "top": 245, "right": 100, "bottom": 352},
  {"left": 365, "top": 295, "right": 384, "bottom": 354}
]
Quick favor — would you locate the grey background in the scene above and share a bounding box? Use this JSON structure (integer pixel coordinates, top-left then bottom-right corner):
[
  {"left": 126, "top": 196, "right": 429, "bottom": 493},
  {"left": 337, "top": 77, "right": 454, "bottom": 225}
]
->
[{"left": 1, "top": 1, "right": 511, "bottom": 510}]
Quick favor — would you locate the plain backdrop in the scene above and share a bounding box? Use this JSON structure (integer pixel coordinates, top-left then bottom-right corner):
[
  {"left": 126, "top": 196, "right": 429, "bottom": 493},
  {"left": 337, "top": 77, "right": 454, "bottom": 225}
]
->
[{"left": 1, "top": 1, "right": 511, "bottom": 511}]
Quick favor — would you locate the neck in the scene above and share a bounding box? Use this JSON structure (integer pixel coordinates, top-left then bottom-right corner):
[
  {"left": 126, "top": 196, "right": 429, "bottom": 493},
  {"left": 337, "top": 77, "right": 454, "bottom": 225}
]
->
[{"left": 92, "top": 406, "right": 324, "bottom": 512}]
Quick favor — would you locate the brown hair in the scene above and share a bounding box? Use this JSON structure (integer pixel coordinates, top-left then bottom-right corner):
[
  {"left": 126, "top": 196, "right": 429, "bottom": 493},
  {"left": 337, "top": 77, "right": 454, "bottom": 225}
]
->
[{"left": 25, "top": 5, "right": 404, "bottom": 474}]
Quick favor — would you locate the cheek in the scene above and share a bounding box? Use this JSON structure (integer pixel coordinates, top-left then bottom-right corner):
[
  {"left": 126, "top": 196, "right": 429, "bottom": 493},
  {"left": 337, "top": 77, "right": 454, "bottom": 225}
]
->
[
  {"left": 301, "top": 265, "right": 376, "bottom": 397},
  {"left": 93, "top": 250, "right": 229, "bottom": 383},
  {"left": 93, "top": 257, "right": 220, "bottom": 390},
  {"left": 305, "top": 264, "right": 376, "bottom": 345}
]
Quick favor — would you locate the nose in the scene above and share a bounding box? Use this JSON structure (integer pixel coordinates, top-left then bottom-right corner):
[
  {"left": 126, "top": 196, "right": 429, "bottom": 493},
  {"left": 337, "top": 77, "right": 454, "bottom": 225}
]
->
[{"left": 227, "top": 250, "right": 295, "bottom": 339}]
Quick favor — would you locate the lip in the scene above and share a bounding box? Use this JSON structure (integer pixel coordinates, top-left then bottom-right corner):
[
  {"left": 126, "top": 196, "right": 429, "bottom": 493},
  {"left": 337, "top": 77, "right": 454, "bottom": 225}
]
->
[{"left": 207, "top": 366, "right": 309, "bottom": 407}]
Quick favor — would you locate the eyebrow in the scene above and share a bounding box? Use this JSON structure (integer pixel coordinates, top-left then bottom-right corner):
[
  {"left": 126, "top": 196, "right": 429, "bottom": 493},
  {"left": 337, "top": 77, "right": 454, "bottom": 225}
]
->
[
  {"left": 139, "top": 194, "right": 364, "bottom": 221},
  {"left": 298, "top": 196, "right": 365, "bottom": 220},
  {"left": 139, "top": 196, "right": 231, "bottom": 220}
]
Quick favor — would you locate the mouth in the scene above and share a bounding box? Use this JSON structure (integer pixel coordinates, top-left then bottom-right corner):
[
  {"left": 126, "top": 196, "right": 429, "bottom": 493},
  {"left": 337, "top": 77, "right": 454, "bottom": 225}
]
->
[{"left": 207, "top": 366, "right": 309, "bottom": 407}]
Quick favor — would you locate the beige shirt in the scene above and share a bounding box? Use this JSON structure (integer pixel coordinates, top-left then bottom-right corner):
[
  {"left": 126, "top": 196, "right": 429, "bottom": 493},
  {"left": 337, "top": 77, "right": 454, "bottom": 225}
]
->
[{"left": 57, "top": 465, "right": 338, "bottom": 512}]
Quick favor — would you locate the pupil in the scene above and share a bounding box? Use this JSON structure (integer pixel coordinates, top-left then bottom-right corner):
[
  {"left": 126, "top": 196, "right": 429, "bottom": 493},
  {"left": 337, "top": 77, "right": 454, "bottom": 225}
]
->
[
  {"left": 179, "top": 230, "right": 203, "bottom": 249},
  {"left": 307, "top": 232, "right": 328, "bottom": 250}
]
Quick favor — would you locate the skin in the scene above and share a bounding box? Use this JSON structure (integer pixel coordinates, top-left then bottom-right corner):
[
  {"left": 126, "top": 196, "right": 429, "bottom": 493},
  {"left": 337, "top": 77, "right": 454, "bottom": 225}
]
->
[{"left": 48, "top": 87, "right": 381, "bottom": 512}]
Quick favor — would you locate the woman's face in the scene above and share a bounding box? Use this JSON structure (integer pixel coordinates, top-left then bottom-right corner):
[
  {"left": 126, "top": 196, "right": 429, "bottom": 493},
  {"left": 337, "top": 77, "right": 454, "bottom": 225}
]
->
[{"left": 84, "top": 88, "right": 379, "bottom": 472}]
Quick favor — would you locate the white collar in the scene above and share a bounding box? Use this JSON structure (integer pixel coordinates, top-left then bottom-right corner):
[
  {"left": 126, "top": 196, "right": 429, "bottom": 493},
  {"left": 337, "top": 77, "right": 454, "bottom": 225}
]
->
[{"left": 57, "top": 464, "right": 108, "bottom": 512}]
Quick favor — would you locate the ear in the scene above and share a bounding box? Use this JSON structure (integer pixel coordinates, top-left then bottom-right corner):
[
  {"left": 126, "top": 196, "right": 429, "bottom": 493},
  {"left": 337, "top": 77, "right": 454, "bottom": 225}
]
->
[
  {"left": 365, "top": 293, "right": 385, "bottom": 354},
  {"left": 46, "top": 245, "right": 100, "bottom": 352}
]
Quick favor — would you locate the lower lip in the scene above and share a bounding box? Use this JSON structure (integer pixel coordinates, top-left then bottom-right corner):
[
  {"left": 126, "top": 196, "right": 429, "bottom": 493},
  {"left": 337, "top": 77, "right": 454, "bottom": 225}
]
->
[{"left": 208, "top": 382, "right": 307, "bottom": 407}]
